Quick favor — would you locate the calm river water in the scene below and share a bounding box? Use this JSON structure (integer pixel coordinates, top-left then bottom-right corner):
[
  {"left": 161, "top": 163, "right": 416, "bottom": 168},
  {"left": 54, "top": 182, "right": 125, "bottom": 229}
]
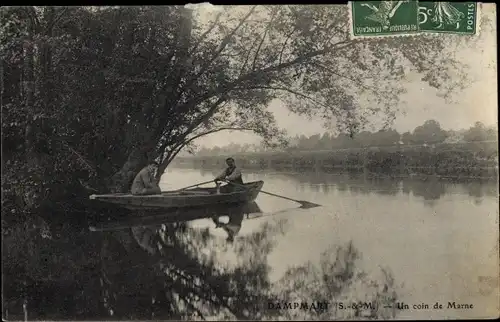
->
[{"left": 159, "top": 167, "right": 499, "bottom": 319}]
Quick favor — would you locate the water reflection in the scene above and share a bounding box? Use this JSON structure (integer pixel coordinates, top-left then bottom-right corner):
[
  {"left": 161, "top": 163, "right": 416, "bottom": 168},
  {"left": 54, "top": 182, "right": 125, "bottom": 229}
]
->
[
  {"left": 90, "top": 202, "right": 262, "bottom": 232},
  {"left": 127, "top": 202, "right": 264, "bottom": 251},
  {"left": 98, "top": 200, "right": 403, "bottom": 320},
  {"left": 199, "top": 168, "right": 497, "bottom": 201},
  {"left": 406, "top": 178, "right": 447, "bottom": 201},
  {"left": 98, "top": 203, "right": 291, "bottom": 320},
  {"left": 310, "top": 183, "right": 320, "bottom": 193},
  {"left": 286, "top": 170, "right": 495, "bottom": 200}
]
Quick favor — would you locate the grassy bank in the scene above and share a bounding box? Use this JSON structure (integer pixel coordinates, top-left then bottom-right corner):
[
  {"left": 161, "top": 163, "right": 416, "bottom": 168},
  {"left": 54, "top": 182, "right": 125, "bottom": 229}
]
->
[{"left": 174, "top": 142, "right": 499, "bottom": 179}]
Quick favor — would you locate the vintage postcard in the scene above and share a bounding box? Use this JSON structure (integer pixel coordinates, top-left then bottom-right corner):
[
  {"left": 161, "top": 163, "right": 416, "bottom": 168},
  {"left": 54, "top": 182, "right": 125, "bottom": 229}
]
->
[{"left": 2, "top": 3, "right": 498, "bottom": 321}]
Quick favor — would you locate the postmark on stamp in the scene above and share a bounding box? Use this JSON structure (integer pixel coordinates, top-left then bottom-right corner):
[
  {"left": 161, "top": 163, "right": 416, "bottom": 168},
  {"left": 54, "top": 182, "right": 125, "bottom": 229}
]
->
[
  {"left": 417, "top": 2, "right": 478, "bottom": 34},
  {"left": 350, "top": 1, "right": 420, "bottom": 37}
]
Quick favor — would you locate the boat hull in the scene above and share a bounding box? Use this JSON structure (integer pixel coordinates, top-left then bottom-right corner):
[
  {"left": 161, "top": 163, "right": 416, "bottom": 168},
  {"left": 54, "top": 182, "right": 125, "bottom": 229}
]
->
[{"left": 89, "top": 181, "right": 264, "bottom": 211}]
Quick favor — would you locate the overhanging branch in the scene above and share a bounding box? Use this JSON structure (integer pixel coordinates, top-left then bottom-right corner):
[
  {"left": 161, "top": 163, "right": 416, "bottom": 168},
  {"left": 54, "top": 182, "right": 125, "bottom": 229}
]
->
[
  {"left": 174, "top": 94, "right": 231, "bottom": 147},
  {"left": 310, "top": 61, "right": 379, "bottom": 94},
  {"left": 251, "top": 9, "right": 277, "bottom": 71},
  {"left": 239, "top": 85, "right": 329, "bottom": 109},
  {"left": 278, "top": 27, "right": 297, "bottom": 66},
  {"left": 190, "top": 40, "right": 355, "bottom": 107}
]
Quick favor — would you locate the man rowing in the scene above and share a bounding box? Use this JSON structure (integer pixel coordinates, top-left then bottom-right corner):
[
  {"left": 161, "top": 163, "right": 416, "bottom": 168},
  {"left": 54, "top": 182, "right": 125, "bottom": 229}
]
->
[
  {"left": 214, "top": 157, "right": 243, "bottom": 193},
  {"left": 131, "top": 161, "right": 162, "bottom": 195}
]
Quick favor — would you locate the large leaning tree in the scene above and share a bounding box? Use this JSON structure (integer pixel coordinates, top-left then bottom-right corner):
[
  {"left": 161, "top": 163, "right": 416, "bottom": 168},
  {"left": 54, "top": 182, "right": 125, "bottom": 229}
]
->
[
  {"left": 1, "top": 4, "right": 494, "bottom": 320},
  {"left": 2, "top": 5, "right": 492, "bottom": 196}
]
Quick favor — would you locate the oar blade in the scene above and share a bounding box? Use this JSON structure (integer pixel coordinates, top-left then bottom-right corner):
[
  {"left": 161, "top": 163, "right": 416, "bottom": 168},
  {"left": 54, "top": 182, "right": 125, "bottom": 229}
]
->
[
  {"left": 298, "top": 201, "right": 322, "bottom": 209},
  {"left": 225, "top": 180, "right": 320, "bottom": 209}
]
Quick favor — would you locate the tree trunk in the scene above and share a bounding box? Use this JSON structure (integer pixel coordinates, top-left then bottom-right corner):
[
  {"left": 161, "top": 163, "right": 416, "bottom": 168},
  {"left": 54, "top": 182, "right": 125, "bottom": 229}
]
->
[
  {"left": 23, "top": 22, "right": 35, "bottom": 159},
  {"left": 155, "top": 7, "right": 193, "bottom": 130},
  {"left": 157, "top": 152, "right": 173, "bottom": 180},
  {"left": 177, "top": 7, "right": 192, "bottom": 76},
  {"left": 40, "top": 7, "right": 54, "bottom": 114},
  {"left": 108, "top": 147, "right": 150, "bottom": 193},
  {"left": 108, "top": 8, "right": 193, "bottom": 193}
]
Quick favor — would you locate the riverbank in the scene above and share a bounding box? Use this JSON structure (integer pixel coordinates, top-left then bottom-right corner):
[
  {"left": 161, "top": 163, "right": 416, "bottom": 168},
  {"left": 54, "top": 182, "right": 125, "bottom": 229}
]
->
[{"left": 173, "top": 142, "right": 498, "bottom": 180}]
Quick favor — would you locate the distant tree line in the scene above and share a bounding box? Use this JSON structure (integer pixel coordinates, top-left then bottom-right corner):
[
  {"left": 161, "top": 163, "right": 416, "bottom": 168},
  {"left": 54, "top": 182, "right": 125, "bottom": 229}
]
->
[
  {"left": 196, "top": 120, "right": 497, "bottom": 155},
  {"left": 197, "top": 143, "right": 265, "bottom": 156}
]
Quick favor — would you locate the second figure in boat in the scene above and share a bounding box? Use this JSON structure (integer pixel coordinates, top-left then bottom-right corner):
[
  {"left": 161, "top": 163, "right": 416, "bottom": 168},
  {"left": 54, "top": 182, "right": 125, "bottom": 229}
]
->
[{"left": 130, "top": 161, "right": 162, "bottom": 195}]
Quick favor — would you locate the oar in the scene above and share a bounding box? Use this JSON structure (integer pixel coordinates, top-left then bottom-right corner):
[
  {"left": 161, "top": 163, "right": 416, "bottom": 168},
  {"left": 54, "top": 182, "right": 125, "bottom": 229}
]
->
[
  {"left": 225, "top": 181, "right": 321, "bottom": 209},
  {"left": 173, "top": 180, "right": 215, "bottom": 192}
]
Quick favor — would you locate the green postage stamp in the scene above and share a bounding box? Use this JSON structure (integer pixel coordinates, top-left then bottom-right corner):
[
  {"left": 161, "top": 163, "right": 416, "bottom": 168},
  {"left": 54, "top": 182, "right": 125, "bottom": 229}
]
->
[{"left": 350, "top": 1, "right": 478, "bottom": 37}]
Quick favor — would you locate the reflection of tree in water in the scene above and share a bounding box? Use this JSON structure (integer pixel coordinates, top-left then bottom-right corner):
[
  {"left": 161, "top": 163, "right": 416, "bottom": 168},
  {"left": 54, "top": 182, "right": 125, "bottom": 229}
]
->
[
  {"left": 276, "top": 169, "right": 497, "bottom": 205},
  {"left": 402, "top": 179, "right": 412, "bottom": 195},
  {"left": 287, "top": 170, "right": 407, "bottom": 197},
  {"left": 367, "top": 177, "right": 400, "bottom": 196},
  {"left": 400, "top": 177, "right": 497, "bottom": 205},
  {"left": 321, "top": 183, "right": 331, "bottom": 194},
  {"left": 308, "top": 172, "right": 330, "bottom": 186},
  {"left": 466, "top": 181, "right": 485, "bottom": 199},
  {"left": 102, "top": 219, "right": 287, "bottom": 320},
  {"left": 199, "top": 168, "right": 209, "bottom": 177},
  {"left": 270, "top": 241, "right": 400, "bottom": 320},
  {"left": 3, "top": 202, "right": 405, "bottom": 320},
  {"left": 336, "top": 181, "right": 349, "bottom": 193},
  {"left": 3, "top": 220, "right": 105, "bottom": 320},
  {"left": 309, "top": 183, "right": 321, "bottom": 193},
  {"left": 406, "top": 178, "right": 446, "bottom": 201},
  {"left": 343, "top": 173, "right": 370, "bottom": 195},
  {"left": 348, "top": 184, "right": 371, "bottom": 195},
  {"left": 482, "top": 183, "right": 498, "bottom": 198},
  {"left": 100, "top": 215, "right": 402, "bottom": 320},
  {"left": 466, "top": 182, "right": 485, "bottom": 206}
]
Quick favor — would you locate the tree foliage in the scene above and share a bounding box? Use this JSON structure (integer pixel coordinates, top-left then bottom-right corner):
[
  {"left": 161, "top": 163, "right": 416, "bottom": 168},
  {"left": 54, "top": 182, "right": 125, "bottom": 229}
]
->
[
  {"left": 463, "top": 122, "right": 498, "bottom": 142},
  {"left": 196, "top": 120, "right": 496, "bottom": 153}
]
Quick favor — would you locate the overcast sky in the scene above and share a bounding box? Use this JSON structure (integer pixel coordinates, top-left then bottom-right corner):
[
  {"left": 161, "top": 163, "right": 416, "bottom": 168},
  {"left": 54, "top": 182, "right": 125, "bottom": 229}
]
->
[{"left": 195, "top": 4, "right": 497, "bottom": 148}]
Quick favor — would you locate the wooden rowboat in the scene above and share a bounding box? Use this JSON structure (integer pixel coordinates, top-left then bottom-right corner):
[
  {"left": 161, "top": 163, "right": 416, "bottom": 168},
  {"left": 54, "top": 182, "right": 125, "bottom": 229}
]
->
[{"left": 89, "top": 180, "right": 264, "bottom": 211}]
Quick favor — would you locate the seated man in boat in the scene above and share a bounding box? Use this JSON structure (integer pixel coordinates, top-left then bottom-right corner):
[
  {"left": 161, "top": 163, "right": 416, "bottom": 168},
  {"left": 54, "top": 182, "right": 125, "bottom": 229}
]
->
[
  {"left": 214, "top": 157, "right": 244, "bottom": 193},
  {"left": 130, "top": 161, "right": 162, "bottom": 195}
]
